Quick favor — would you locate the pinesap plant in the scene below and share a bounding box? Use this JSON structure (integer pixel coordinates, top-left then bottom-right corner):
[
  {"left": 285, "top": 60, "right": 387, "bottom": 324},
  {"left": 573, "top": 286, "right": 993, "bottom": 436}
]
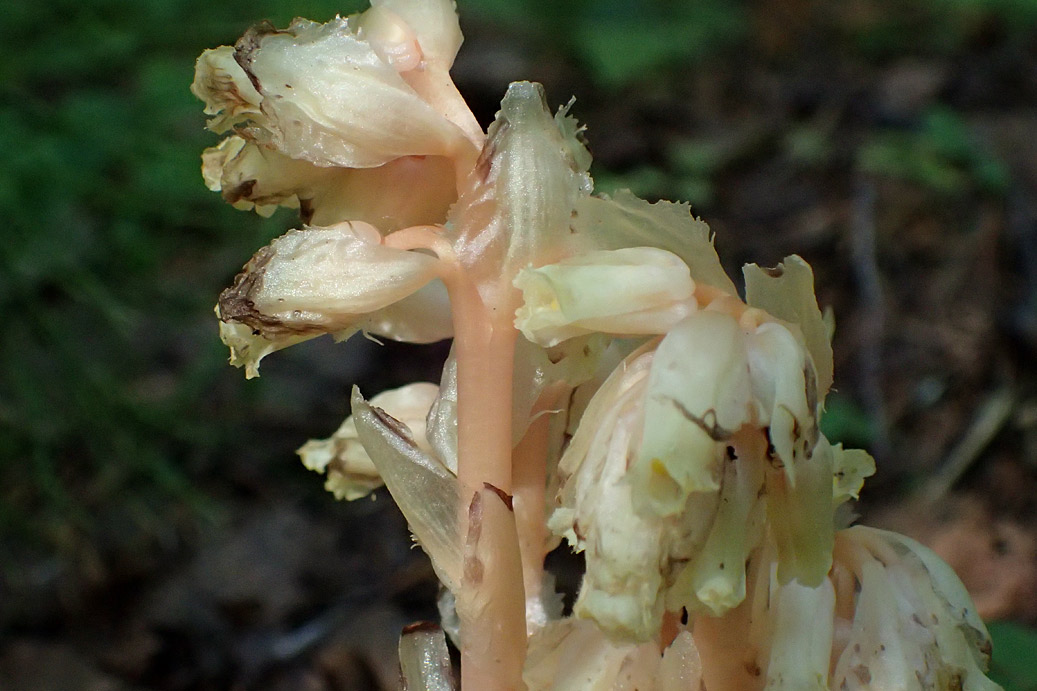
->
[{"left": 191, "top": 1, "right": 1001, "bottom": 688}]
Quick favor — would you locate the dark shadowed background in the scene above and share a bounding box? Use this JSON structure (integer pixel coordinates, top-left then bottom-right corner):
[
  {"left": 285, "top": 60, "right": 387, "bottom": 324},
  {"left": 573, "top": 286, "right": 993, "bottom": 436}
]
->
[{"left": 2, "top": 0, "right": 1037, "bottom": 688}]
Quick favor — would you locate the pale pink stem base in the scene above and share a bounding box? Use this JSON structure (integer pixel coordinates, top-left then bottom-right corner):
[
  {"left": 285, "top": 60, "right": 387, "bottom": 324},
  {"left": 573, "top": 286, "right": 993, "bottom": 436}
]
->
[{"left": 448, "top": 273, "right": 528, "bottom": 690}]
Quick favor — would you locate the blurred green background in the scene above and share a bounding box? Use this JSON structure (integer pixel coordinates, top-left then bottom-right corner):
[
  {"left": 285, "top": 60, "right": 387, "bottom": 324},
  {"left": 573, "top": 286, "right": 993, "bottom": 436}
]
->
[{"left": 2, "top": 0, "right": 1037, "bottom": 688}]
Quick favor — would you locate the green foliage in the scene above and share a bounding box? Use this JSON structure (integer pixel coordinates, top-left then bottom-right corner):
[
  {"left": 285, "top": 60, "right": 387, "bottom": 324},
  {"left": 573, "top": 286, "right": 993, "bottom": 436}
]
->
[
  {"left": 819, "top": 394, "right": 877, "bottom": 450},
  {"left": 0, "top": 0, "right": 370, "bottom": 554},
  {"left": 988, "top": 621, "right": 1037, "bottom": 691},
  {"left": 858, "top": 108, "right": 1009, "bottom": 195},
  {"left": 464, "top": 0, "right": 747, "bottom": 87},
  {"left": 847, "top": 0, "right": 1037, "bottom": 59}
]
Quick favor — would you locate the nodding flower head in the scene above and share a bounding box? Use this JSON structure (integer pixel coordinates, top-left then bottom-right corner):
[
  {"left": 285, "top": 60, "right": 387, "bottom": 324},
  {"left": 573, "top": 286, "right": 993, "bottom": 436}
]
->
[{"left": 191, "top": 0, "right": 482, "bottom": 229}]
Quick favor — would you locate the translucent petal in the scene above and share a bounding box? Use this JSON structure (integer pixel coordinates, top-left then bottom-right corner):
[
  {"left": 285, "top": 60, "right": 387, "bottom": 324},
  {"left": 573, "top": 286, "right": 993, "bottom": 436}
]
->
[
  {"left": 635, "top": 310, "right": 752, "bottom": 515},
  {"left": 449, "top": 82, "right": 592, "bottom": 290},
  {"left": 514, "top": 247, "right": 696, "bottom": 347},
  {"left": 571, "top": 189, "right": 736, "bottom": 296},
  {"left": 298, "top": 382, "right": 440, "bottom": 500},
  {"left": 744, "top": 255, "right": 833, "bottom": 400},
  {"left": 351, "top": 387, "right": 461, "bottom": 592},
  {"left": 765, "top": 433, "right": 834, "bottom": 588},
  {"left": 831, "top": 441, "right": 876, "bottom": 506},
  {"left": 762, "top": 572, "right": 835, "bottom": 690},
  {"left": 217, "top": 221, "right": 443, "bottom": 342}
]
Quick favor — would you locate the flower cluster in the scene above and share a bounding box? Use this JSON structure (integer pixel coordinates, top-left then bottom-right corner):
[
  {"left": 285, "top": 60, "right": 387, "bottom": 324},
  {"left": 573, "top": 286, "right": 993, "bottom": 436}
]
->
[{"left": 193, "top": 1, "right": 1000, "bottom": 689}]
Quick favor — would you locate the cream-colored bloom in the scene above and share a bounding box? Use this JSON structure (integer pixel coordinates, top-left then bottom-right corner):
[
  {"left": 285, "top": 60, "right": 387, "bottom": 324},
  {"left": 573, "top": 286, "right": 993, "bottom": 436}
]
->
[
  {"left": 201, "top": 134, "right": 458, "bottom": 229},
  {"left": 549, "top": 346, "right": 670, "bottom": 640},
  {"left": 298, "top": 382, "right": 439, "bottom": 500},
  {"left": 513, "top": 247, "right": 696, "bottom": 347},
  {"left": 523, "top": 618, "right": 702, "bottom": 690},
  {"left": 553, "top": 281, "right": 864, "bottom": 628},
  {"left": 217, "top": 221, "right": 451, "bottom": 376},
  {"left": 828, "top": 527, "right": 999, "bottom": 690},
  {"left": 192, "top": 0, "right": 481, "bottom": 229},
  {"left": 191, "top": 11, "right": 479, "bottom": 168}
]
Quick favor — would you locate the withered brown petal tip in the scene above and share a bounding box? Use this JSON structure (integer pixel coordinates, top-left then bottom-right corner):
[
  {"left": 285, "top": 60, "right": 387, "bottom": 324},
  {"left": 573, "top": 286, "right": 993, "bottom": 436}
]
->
[
  {"left": 483, "top": 482, "right": 514, "bottom": 511},
  {"left": 762, "top": 265, "right": 784, "bottom": 278},
  {"left": 401, "top": 620, "right": 442, "bottom": 635}
]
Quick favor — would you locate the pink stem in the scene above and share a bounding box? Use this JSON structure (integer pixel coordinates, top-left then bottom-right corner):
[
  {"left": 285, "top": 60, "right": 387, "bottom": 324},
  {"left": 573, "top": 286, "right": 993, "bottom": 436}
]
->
[{"left": 445, "top": 272, "right": 528, "bottom": 690}]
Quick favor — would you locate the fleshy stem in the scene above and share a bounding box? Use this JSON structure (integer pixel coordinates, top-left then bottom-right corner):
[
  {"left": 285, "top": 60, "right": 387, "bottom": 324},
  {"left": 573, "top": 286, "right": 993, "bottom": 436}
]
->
[
  {"left": 450, "top": 275, "right": 527, "bottom": 690},
  {"left": 387, "top": 224, "right": 529, "bottom": 689}
]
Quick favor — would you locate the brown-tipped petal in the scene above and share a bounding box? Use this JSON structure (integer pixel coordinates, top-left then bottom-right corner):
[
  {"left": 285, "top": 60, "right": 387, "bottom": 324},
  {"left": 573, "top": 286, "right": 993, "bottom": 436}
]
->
[{"left": 218, "top": 221, "right": 443, "bottom": 340}]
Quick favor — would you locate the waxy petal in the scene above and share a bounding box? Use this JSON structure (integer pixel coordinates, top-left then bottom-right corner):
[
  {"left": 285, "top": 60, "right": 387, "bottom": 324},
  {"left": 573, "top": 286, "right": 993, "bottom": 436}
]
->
[
  {"left": 635, "top": 310, "right": 753, "bottom": 515},
  {"left": 514, "top": 247, "right": 696, "bottom": 347},
  {"left": 218, "top": 221, "right": 442, "bottom": 338},
  {"left": 571, "top": 189, "right": 736, "bottom": 296},
  {"left": 549, "top": 346, "right": 671, "bottom": 641},
  {"left": 351, "top": 387, "right": 461, "bottom": 592},
  {"left": 831, "top": 527, "right": 999, "bottom": 691},
  {"left": 243, "top": 18, "right": 473, "bottom": 168},
  {"left": 202, "top": 135, "right": 457, "bottom": 229},
  {"left": 744, "top": 256, "right": 833, "bottom": 400},
  {"left": 298, "top": 382, "right": 440, "bottom": 500}
]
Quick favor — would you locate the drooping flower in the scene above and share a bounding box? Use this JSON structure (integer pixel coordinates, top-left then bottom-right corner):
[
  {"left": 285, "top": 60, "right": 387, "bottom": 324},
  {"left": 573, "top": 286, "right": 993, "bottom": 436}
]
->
[
  {"left": 215, "top": 220, "right": 452, "bottom": 377},
  {"left": 514, "top": 247, "right": 696, "bottom": 347},
  {"left": 299, "top": 381, "right": 441, "bottom": 500},
  {"left": 545, "top": 252, "right": 860, "bottom": 636},
  {"left": 191, "top": 2, "right": 483, "bottom": 228}
]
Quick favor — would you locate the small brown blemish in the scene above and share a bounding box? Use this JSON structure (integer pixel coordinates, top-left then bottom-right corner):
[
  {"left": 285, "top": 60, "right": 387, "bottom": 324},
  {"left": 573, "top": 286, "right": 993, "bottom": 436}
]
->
[
  {"left": 299, "top": 198, "right": 315, "bottom": 225},
  {"left": 762, "top": 264, "right": 784, "bottom": 278},
  {"left": 401, "top": 620, "right": 440, "bottom": 635},
  {"left": 669, "top": 400, "right": 731, "bottom": 440},
  {"left": 223, "top": 179, "right": 257, "bottom": 205},
  {"left": 371, "top": 406, "right": 420, "bottom": 448},
  {"left": 483, "top": 482, "right": 514, "bottom": 511}
]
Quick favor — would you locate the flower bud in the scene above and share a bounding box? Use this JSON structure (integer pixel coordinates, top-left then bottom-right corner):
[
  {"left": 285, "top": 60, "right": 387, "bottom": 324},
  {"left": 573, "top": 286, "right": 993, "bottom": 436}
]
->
[
  {"left": 513, "top": 247, "right": 696, "bottom": 347},
  {"left": 298, "top": 382, "right": 439, "bottom": 500},
  {"left": 217, "top": 221, "right": 451, "bottom": 375}
]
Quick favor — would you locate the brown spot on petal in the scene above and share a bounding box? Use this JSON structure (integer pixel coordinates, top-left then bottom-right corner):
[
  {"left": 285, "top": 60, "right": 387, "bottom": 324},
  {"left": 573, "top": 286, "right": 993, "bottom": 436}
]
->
[
  {"left": 218, "top": 240, "right": 325, "bottom": 338},
  {"left": 669, "top": 400, "right": 733, "bottom": 441},
  {"left": 223, "top": 178, "right": 257, "bottom": 205},
  {"left": 762, "top": 264, "right": 784, "bottom": 278},
  {"left": 233, "top": 21, "right": 284, "bottom": 92},
  {"left": 298, "top": 198, "right": 315, "bottom": 225}
]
